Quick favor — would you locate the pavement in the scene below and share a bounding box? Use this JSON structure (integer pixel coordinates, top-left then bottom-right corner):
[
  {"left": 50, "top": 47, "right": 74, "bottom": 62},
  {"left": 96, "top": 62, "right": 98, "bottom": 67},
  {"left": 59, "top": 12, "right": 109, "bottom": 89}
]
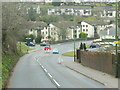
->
[{"left": 61, "top": 60, "right": 118, "bottom": 88}]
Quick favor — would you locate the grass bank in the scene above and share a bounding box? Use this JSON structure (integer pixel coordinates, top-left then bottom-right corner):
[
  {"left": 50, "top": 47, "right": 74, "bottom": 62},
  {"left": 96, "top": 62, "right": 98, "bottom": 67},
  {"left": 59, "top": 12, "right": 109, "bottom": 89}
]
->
[
  {"left": 2, "top": 42, "right": 33, "bottom": 88},
  {"left": 62, "top": 51, "right": 76, "bottom": 57}
]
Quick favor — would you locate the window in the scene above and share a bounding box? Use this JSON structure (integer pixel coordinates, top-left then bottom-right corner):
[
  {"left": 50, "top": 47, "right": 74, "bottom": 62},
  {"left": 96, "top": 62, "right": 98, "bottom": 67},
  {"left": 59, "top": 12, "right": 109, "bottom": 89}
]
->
[
  {"left": 43, "top": 32, "right": 44, "bottom": 34},
  {"left": 86, "top": 25, "right": 88, "bottom": 27},
  {"left": 83, "top": 25, "right": 85, "bottom": 27},
  {"left": 83, "top": 29, "right": 85, "bottom": 31},
  {"left": 74, "top": 30, "right": 77, "bottom": 33},
  {"left": 46, "top": 31, "right": 47, "bottom": 34},
  {"left": 74, "top": 35, "right": 77, "bottom": 38},
  {"left": 86, "top": 29, "right": 88, "bottom": 31}
]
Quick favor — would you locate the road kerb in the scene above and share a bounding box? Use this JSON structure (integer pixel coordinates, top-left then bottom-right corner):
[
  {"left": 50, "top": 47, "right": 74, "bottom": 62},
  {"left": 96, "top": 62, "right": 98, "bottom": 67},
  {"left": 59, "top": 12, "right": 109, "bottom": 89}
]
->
[{"left": 61, "top": 63, "right": 106, "bottom": 87}]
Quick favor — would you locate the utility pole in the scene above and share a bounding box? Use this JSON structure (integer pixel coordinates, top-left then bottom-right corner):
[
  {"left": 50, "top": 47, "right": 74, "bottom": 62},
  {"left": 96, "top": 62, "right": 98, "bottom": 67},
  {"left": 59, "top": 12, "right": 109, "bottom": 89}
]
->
[{"left": 115, "top": 0, "right": 119, "bottom": 78}]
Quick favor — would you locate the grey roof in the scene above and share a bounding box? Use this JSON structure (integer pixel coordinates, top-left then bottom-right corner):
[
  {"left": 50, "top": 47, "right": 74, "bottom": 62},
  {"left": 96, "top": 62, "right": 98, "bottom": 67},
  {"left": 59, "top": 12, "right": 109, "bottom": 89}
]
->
[{"left": 100, "top": 27, "right": 120, "bottom": 36}]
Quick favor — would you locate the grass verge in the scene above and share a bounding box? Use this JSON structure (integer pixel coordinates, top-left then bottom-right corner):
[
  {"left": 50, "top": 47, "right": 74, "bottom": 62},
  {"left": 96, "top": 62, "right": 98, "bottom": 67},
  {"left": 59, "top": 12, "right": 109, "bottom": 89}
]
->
[
  {"left": 62, "top": 51, "right": 76, "bottom": 57},
  {"left": 2, "top": 42, "right": 34, "bottom": 88}
]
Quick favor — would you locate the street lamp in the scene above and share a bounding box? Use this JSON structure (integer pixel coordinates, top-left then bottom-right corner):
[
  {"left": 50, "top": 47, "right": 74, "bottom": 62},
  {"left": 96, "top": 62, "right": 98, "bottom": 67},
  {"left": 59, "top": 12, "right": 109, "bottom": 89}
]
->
[{"left": 115, "top": 0, "right": 119, "bottom": 78}]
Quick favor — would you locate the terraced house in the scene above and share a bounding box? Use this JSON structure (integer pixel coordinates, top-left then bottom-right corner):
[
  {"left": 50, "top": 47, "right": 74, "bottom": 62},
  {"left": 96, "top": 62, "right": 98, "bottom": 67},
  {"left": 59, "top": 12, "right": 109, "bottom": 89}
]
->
[
  {"left": 41, "top": 24, "right": 59, "bottom": 42},
  {"left": 48, "top": 7, "right": 92, "bottom": 16}
]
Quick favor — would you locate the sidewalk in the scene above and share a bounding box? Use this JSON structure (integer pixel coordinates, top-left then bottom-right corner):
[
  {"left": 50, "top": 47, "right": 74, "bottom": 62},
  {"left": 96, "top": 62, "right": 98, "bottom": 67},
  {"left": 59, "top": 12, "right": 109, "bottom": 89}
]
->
[{"left": 61, "top": 60, "right": 118, "bottom": 88}]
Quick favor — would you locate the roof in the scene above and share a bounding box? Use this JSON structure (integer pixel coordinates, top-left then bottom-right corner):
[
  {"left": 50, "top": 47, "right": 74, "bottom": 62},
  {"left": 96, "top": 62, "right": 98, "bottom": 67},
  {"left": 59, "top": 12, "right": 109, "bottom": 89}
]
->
[{"left": 99, "top": 26, "right": 120, "bottom": 36}]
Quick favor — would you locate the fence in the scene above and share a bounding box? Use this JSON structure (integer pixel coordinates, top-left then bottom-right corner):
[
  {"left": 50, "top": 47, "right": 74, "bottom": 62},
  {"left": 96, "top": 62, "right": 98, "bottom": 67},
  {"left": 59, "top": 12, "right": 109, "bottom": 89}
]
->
[{"left": 76, "top": 50, "right": 120, "bottom": 77}]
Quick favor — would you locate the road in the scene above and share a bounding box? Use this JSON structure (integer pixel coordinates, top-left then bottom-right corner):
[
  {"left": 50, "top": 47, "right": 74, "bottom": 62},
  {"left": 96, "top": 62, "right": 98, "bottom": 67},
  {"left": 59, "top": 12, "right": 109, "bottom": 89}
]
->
[{"left": 8, "top": 40, "right": 107, "bottom": 88}]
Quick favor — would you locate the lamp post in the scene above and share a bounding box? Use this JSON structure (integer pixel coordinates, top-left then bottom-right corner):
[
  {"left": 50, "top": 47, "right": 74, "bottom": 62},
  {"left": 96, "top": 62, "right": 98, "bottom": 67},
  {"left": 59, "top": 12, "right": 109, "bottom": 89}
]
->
[{"left": 115, "top": 0, "right": 119, "bottom": 78}]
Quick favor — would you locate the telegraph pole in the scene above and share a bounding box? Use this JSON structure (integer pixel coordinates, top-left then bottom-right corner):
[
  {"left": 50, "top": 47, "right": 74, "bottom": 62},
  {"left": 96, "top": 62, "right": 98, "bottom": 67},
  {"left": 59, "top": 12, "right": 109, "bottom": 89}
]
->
[{"left": 115, "top": 0, "right": 119, "bottom": 78}]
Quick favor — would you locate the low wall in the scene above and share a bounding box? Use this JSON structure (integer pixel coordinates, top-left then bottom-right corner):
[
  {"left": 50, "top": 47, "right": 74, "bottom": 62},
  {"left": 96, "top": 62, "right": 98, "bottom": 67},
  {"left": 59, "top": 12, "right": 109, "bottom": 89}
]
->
[{"left": 76, "top": 50, "right": 120, "bottom": 76}]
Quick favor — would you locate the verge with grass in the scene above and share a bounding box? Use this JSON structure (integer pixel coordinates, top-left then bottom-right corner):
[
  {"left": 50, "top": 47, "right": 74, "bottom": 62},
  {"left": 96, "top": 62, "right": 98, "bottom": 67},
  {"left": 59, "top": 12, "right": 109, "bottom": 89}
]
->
[
  {"left": 2, "top": 42, "right": 34, "bottom": 88},
  {"left": 62, "top": 51, "right": 76, "bottom": 57}
]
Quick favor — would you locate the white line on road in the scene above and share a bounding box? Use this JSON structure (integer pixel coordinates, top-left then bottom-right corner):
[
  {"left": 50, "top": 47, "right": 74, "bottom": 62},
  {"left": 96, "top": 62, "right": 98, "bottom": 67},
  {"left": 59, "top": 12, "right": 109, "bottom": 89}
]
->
[
  {"left": 41, "top": 66, "right": 44, "bottom": 69},
  {"left": 44, "top": 69, "right": 47, "bottom": 72},
  {"left": 48, "top": 73, "right": 52, "bottom": 78},
  {"left": 53, "top": 79, "right": 60, "bottom": 87}
]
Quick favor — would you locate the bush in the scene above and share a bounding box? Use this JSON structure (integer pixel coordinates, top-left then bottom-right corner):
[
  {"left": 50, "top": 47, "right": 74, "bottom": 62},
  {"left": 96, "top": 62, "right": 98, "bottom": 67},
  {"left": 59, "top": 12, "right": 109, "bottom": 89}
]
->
[{"left": 79, "top": 32, "right": 88, "bottom": 38}]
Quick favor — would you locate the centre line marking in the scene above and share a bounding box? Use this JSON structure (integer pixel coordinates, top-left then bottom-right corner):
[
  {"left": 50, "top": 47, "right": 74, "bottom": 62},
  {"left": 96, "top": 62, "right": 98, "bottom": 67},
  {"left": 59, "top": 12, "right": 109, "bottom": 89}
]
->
[
  {"left": 44, "top": 69, "right": 47, "bottom": 72},
  {"left": 48, "top": 73, "right": 52, "bottom": 78},
  {"left": 41, "top": 66, "right": 44, "bottom": 69},
  {"left": 53, "top": 79, "right": 60, "bottom": 87}
]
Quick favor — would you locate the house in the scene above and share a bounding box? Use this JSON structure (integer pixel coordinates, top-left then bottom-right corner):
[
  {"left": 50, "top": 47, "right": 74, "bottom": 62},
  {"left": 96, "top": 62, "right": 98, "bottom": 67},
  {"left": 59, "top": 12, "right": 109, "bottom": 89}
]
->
[
  {"left": 99, "top": 25, "right": 120, "bottom": 39},
  {"left": 48, "top": 7, "right": 92, "bottom": 16},
  {"left": 100, "top": 9, "right": 116, "bottom": 18},
  {"left": 27, "top": 4, "right": 40, "bottom": 14},
  {"left": 80, "top": 21, "right": 94, "bottom": 38},
  {"left": 40, "top": 24, "right": 59, "bottom": 42},
  {"left": 97, "top": 24, "right": 115, "bottom": 35},
  {"left": 28, "top": 29, "right": 38, "bottom": 38},
  {"left": 67, "top": 26, "right": 81, "bottom": 39}
]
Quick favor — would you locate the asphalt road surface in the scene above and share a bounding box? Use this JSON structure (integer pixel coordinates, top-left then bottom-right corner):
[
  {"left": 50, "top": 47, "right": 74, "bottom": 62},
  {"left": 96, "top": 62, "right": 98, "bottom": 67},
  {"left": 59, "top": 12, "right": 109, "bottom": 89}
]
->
[{"left": 8, "top": 41, "right": 107, "bottom": 88}]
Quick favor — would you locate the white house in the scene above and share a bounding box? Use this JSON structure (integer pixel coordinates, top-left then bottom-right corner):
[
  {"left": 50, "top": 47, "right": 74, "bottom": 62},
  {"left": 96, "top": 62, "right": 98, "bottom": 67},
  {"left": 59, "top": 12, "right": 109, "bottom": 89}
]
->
[
  {"left": 28, "top": 29, "right": 38, "bottom": 38},
  {"left": 48, "top": 7, "right": 92, "bottom": 16},
  {"left": 97, "top": 24, "right": 115, "bottom": 34},
  {"left": 80, "top": 21, "right": 94, "bottom": 37},
  {"left": 99, "top": 25, "right": 120, "bottom": 39},
  {"left": 67, "top": 26, "right": 81, "bottom": 39},
  {"left": 100, "top": 9, "right": 116, "bottom": 18},
  {"left": 41, "top": 24, "right": 59, "bottom": 42}
]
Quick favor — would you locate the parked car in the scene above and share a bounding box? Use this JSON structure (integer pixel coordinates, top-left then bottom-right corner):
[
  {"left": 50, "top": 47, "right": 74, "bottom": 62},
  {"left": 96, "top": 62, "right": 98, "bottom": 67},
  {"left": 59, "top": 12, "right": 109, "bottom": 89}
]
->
[
  {"left": 90, "top": 44, "right": 100, "bottom": 48},
  {"left": 40, "top": 43, "right": 47, "bottom": 46},
  {"left": 25, "top": 42, "right": 35, "bottom": 46},
  {"left": 52, "top": 49, "right": 59, "bottom": 54}
]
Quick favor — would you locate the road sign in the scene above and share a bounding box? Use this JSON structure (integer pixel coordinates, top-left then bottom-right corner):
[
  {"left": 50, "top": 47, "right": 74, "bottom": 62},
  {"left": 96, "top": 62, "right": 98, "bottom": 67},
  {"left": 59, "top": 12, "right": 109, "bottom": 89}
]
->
[{"left": 114, "top": 41, "right": 120, "bottom": 44}]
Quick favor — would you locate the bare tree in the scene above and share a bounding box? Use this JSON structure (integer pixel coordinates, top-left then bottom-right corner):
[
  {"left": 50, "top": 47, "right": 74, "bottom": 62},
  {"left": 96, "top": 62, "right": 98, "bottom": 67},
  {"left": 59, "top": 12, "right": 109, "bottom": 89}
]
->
[{"left": 2, "top": 2, "right": 32, "bottom": 54}]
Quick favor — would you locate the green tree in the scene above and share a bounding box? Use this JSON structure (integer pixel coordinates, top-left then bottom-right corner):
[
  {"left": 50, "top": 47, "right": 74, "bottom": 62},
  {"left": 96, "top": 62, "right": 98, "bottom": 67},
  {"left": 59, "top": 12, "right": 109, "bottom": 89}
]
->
[
  {"left": 35, "top": 34, "right": 42, "bottom": 43},
  {"left": 79, "top": 32, "right": 88, "bottom": 38},
  {"left": 79, "top": 43, "right": 83, "bottom": 50},
  {"left": 52, "top": 2, "right": 61, "bottom": 6},
  {"left": 28, "top": 7, "right": 36, "bottom": 21},
  {"left": 83, "top": 43, "right": 87, "bottom": 50}
]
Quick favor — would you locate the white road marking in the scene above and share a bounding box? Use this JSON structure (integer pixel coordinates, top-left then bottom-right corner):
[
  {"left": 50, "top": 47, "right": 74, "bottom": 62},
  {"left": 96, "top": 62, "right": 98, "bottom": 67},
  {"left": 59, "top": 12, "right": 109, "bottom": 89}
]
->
[
  {"left": 48, "top": 73, "right": 52, "bottom": 78},
  {"left": 44, "top": 69, "right": 47, "bottom": 72},
  {"left": 53, "top": 79, "right": 60, "bottom": 87},
  {"left": 41, "top": 66, "right": 44, "bottom": 69}
]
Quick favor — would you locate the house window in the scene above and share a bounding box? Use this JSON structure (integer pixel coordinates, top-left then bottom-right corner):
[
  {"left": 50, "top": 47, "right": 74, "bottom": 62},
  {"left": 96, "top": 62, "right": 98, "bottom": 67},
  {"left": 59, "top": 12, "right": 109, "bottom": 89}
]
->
[
  {"left": 83, "top": 25, "right": 85, "bottom": 27},
  {"left": 83, "top": 29, "right": 85, "bottom": 31},
  {"left": 74, "top": 30, "right": 77, "bottom": 33},
  {"left": 46, "top": 31, "right": 47, "bottom": 34},
  {"left": 74, "top": 35, "right": 77, "bottom": 38},
  {"left": 86, "top": 25, "right": 88, "bottom": 27},
  {"left": 86, "top": 29, "right": 88, "bottom": 31},
  {"left": 43, "top": 32, "right": 44, "bottom": 34}
]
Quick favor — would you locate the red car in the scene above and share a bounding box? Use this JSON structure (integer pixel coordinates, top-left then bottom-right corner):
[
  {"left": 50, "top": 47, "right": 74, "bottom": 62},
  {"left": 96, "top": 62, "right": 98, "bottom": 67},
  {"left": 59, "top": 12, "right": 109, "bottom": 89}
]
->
[{"left": 44, "top": 46, "right": 51, "bottom": 50}]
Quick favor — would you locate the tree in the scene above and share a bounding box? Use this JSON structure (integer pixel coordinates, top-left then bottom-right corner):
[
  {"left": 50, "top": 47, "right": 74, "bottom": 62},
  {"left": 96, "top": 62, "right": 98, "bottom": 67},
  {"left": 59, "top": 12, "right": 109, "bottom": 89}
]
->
[
  {"left": 52, "top": 2, "right": 61, "bottom": 6},
  {"left": 27, "top": 7, "right": 36, "bottom": 21},
  {"left": 83, "top": 43, "right": 87, "bottom": 50},
  {"left": 35, "top": 34, "right": 42, "bottom": 43},
  {"left": 79, "top": 43, "right": 83, "bottom": 50},
  {"left": 79, "top": 32, "right": 88, "bottom": 38},
  {"left": 2, "top": 3, "right": 30, "bottom": 54}
]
